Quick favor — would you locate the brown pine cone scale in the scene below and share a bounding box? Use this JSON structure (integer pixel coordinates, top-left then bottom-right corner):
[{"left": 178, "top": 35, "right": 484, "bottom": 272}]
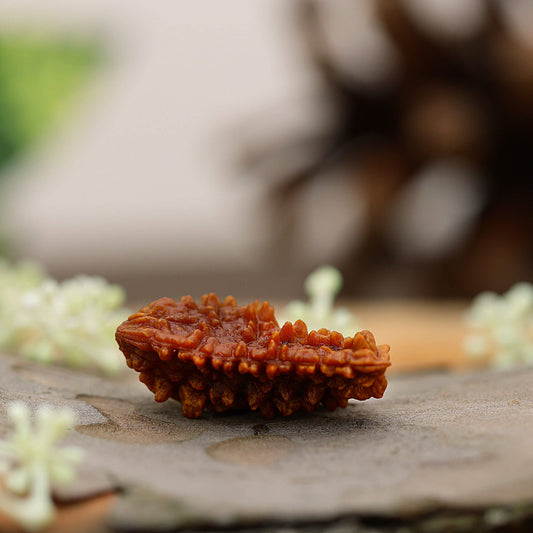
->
[{"left": 115, "top": 294, "right": 391, "bottom": 418}]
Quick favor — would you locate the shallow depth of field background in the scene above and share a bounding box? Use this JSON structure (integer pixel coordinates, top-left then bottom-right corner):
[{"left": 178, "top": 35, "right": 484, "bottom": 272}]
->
[{"left": 0, "top": 0, "right": 532, "bottom": 303}]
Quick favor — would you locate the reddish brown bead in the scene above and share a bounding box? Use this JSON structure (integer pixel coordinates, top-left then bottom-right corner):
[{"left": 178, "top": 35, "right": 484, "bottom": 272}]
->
[{"left": 116, "top": 294, "right": 391, "bottom": 418}]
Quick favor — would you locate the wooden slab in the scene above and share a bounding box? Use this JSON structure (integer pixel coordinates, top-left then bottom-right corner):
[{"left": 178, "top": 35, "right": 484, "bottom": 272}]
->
[{"left": 0, "top": 339, "right": 531, "bottom": 531}]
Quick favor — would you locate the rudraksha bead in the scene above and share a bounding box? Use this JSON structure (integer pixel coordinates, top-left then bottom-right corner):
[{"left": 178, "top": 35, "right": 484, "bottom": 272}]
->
[{"left": 116, "top": 294, "right": 391, "bottom": 418}]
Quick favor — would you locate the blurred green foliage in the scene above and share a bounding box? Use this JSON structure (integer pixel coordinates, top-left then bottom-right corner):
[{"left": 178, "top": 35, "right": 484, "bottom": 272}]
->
[
  {"left": 0, "top": 33, "right": 99, "bottom": 171},
  {"left": 0, "top": 33, "right": 99, "bottom": 255}
]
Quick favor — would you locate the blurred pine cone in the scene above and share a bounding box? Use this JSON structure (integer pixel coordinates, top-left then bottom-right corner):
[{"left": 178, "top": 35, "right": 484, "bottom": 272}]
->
[{"left": 241, "top": 0, "right": 533, "bottom": 297}]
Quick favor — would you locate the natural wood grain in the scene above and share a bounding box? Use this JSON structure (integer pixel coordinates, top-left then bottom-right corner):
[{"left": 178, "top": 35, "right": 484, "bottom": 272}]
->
[
  {"left": 0, "top": 492, "right": 116, "bottom": 533},
  {"left": 351, "top": 300, "right": 472, "bottom": 372}
]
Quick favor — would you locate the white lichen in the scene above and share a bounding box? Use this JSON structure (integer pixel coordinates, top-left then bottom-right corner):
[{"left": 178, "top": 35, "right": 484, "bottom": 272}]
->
[
  {"left": 282, "top": 266, "right": 358, "bottom": 335},
  {"left": 0, "top": 259, "right": 129, "bottom": 374},
  {"left": 464, "top": 282, "right": 533, "bottom": 368},
  {"left": 0, "top": 402, "right": 84, "bottom": 531}
]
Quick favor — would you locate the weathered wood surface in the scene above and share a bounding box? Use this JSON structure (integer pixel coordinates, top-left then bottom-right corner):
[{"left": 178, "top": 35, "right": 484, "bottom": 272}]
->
[{"left": 0, "top": 345, "right": 531, "bottom": 532}]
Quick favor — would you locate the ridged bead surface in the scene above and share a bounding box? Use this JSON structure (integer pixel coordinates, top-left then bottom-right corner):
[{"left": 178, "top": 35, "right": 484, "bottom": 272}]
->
[{"left": 116, "top": 294, "right": 391, "bottom": 418}]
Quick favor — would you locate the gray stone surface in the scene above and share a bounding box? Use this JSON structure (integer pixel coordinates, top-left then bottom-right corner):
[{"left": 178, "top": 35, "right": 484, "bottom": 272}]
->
[{"left": 0, "top": 352, "right": 532, "bottom": 531}]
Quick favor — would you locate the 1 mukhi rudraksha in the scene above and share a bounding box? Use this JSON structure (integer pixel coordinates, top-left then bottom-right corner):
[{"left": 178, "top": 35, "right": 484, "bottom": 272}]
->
[{"left": 115, "top": 294, "right": 391, "bottom": 418}]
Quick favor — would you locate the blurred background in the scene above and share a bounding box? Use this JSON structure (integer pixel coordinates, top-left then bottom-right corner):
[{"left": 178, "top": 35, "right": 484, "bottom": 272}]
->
[{"left": 0, "top": 0, "right": 533, "bottom": 303}]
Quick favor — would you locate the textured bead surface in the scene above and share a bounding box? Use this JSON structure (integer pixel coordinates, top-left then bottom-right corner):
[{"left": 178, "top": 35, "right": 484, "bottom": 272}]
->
[{"left": 116, "top": 294, "right": 391, "bottom": 418}]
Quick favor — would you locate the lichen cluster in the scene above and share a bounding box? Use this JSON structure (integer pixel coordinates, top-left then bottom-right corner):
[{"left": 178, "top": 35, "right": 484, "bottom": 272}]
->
[
  {"left": 282, "top": 266, "right": 358, "bottom": 335},
  {"left": 0, "top": 259, "right": 129, "bottom": 374},
  {"left": 0, "top": 402, "right": 83, "bottom": 531},
  {"left": 464, "top": 283, "right": 533, "bottom": 368}
]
